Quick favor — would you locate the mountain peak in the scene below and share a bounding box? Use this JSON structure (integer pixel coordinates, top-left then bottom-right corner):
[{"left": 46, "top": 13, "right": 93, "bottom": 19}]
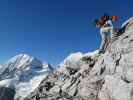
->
[
  {"left": 4, "top": 53, "right": 42, "bottom": 70},
  {"left": 8, "top": 53, "right": 32, "bottom": 61},
  {"left": 0, "top": 53, "right": 53, "bottom": 100}
]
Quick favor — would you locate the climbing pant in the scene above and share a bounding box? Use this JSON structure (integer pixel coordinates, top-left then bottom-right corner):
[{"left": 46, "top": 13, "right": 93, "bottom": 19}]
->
[{"left": 100, "top": 26, "right": 113, "bottom": 52}]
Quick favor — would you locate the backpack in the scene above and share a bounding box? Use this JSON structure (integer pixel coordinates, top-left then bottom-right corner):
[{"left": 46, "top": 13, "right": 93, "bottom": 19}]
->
[
  {"left": 99, "top": 15, "right": 118, "bottom": 26},
  {"left": 98, "top": 14, "right": 110, "bottom": 26},
  {"left": 111, "top": 16, "right": 118, "bottom": 22},
  {"left": 93, "top": 14, "right": 118, "bottom": 27}
]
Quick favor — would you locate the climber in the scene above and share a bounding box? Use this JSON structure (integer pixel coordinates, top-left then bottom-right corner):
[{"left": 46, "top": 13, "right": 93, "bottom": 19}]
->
[{"left": 94, "top": 14, "right": 118, "bottom": 54}]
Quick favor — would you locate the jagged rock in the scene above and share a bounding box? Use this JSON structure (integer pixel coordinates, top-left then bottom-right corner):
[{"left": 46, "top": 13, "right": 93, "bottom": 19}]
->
[
  {"left": 20, "top": 17, "right": 133, "bottom": 100},
  {"left": 99, "top": 74, "right": 133, "bottom": 100}
]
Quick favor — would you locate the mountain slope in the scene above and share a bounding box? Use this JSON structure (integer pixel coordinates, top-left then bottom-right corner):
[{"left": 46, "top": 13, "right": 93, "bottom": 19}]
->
[
  {"left": 0, "top": 54, "right": 53, "bottom": 100},
  {"left": 24, "top": 17, "right": 133, "bottom": 100},
  {"left": 57, "top": 51, "right": 98, "bottom": 74}
]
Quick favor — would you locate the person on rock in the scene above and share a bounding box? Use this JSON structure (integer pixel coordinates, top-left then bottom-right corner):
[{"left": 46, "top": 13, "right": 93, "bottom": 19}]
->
[{"left": 94, "top": 14, "right": 118, "bottom": 54}]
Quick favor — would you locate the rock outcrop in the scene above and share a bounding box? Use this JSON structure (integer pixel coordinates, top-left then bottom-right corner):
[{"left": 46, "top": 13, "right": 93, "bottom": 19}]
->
[
  {"left": 23, "top": 17, "right": 133, "bottom": 100},
  {"left": 24, "top": 17, "right": 133, "bottom": 100}
]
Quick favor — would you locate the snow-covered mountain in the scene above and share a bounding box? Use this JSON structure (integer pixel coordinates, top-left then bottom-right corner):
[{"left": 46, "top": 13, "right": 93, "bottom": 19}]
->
[
  {"left": 0, "top": 54, "right": 53, "bottom": 100},
  {"left": 1, "top": 17, "right": 133, "bottom": 100}
]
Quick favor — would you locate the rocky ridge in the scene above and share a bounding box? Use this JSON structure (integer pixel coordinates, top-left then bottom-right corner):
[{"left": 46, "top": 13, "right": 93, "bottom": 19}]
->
[{"left": 24, "top": 17, "right": 133, "bottom": 100}]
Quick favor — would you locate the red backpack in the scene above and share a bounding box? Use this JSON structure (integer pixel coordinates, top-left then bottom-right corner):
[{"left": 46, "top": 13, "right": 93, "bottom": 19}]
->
[{"left": 111, "top": 16, "right": 118, "bottom": 22}]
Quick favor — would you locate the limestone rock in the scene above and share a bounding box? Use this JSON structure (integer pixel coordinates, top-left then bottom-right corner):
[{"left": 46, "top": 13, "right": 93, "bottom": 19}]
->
[{"left": 24, "top": 17, "right": 133, "bottom": 100}]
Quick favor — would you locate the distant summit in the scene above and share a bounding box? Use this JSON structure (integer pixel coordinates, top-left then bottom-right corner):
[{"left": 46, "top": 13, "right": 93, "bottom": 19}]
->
[{"left": 0, "top": 53, "right": 53, "bottom": 100}]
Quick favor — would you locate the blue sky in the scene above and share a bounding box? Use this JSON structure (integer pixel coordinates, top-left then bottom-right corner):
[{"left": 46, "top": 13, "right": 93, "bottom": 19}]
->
[{"left": 0, "top": 0, "right": 132, "bottom": 66}]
